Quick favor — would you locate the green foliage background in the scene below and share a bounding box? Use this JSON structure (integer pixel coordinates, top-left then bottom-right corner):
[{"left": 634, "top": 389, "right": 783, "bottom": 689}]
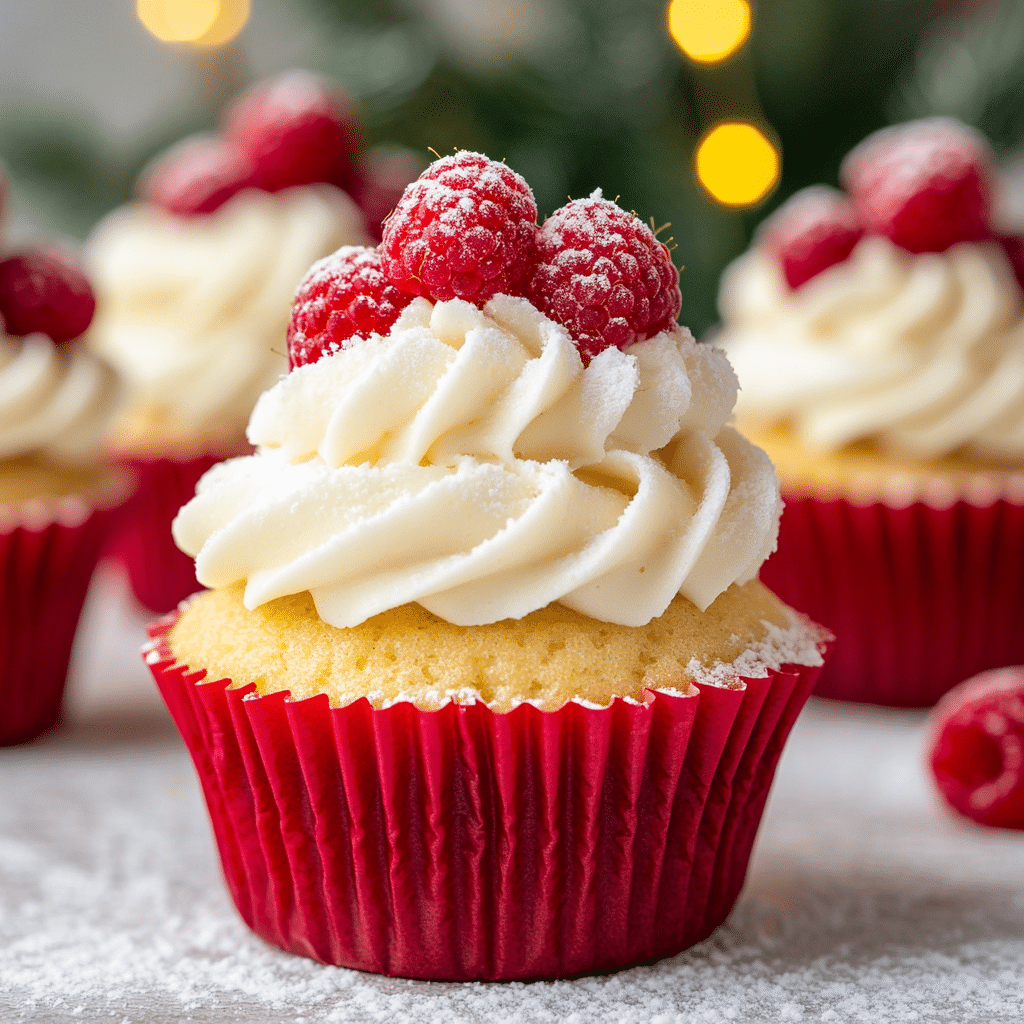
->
[{"left": 5, "top": 0, "right": 1024, "bottom": 335}]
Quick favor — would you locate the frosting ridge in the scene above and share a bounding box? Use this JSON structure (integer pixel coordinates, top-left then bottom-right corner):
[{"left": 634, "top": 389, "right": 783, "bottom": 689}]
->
[
  {"left": 0, "top": 332, "right": 119, "bottom": 465},
  {"left": 86, "top": 184, "right": 369, "bottom": 440},
  {"left": 174, "top": 295, "right": 781, "bottom": 627},
  {"left": 718, "top": 235, "right": 1024, "bottom": 462}
]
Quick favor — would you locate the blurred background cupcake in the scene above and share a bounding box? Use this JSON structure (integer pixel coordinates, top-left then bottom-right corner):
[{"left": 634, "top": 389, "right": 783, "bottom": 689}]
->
[
  {"left": 84, "top": 70, "right": 378, "bottom": 614},
  {"left": 0, "top": 191, "right": 127, "bottom": 744}
]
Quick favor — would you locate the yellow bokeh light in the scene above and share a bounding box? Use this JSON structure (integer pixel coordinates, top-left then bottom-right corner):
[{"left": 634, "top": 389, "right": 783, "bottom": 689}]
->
[
  {"left": 137, "top": 0, "right": 250, "bottom": 45},
  {"left": 667, "top": 0, "right": 751, "bottom": 64},
  {"left": 696, "top": 122, "right": 780, "bottom": 207},
  {"left": 195, "top": 0, "right": 250, "bottom": 46}
]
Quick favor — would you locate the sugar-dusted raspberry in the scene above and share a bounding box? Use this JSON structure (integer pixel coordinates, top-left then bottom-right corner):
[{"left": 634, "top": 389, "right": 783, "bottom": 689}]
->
[
  {"left": 526, "top": 193, "right": 681, "bottom": 362},
  {"left": 0, "top": 249, "right": 96, "bottom": 343},
  {"left": 761, "top": 186, "right": 864, "bottom": 289},
  {"left": 380, "top": 151, "right": 538, "bottom": 304},
  {"left": 141, "top": 134, "right": 254, "bottom": 217},
  {"left": 841, "top": 118, "right": 993, "bottom": 254},
  {"left": 927, "top": 666, "right": 1024, "bottom": 830},
  {"left": 1000, "top": 235, "right": 1024, "bottom": 294},
  {"left": 288, "top": 245, "right": 414, "bottom": 367},
  {"left": 225, "top": 71, "right": 358, "bottom": 194},
  {"left": 352, "top": 144, "right": 427, "bottom": 242}
]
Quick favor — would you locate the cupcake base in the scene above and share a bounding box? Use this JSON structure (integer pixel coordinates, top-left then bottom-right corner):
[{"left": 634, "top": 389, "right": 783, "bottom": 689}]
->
[
  {"left": 761, "top": 492, "right": 1024, "bottom": 707},
  {"left": 1, "top": 500, "right": 116, "bottom": 745},
  {"left": 146, "top": 613, "right": 826, "bottom": 980}
]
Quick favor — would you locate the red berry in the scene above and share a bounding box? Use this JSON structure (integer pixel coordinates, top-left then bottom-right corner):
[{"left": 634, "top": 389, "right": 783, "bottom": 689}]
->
[
  {"left": 761, "top": 186, "right": 864, "bottom": 289},
  {"left": 999, "top": 235, "right": 1024, "bottom": 293},
  {"left": 380, "top": 151, "right": 538, "bottom": 304},
  {"left": 0, "top": 249, "right": 96, "bottom": 343},
  {"left": 841, "top": 118, "right": 993, "bottom": 254},
  {"left": 927, "top": 666, "right": 1024, "bottom": 830},
  {"left": 352, "top": 144, "right": 427, "bottom": 242},
  {"left": 141, "top": 134, "right": 254, "bottom": 217},
  {"left": 526, "top": 195, "right": 681, "bottom": 362},
  {"left": 225, "top": 71, "right": 358, "bottom": 194},
  {"left": 288, "top": 246, "right": 414, "bottom": 367}
]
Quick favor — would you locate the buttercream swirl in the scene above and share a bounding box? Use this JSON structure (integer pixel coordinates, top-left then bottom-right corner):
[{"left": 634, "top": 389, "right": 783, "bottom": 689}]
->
[
  {"left": 173, "top": 295, "right": 781, "bottom": 627},
  {"left": 86, "top": 184, "right": 369, "bottom": 440},
  {"left": 718, "top": 235, "right": 1024, "bottom": 462},
  {"left": 0, "top": 332, "right": 119, "bottom": 465}
]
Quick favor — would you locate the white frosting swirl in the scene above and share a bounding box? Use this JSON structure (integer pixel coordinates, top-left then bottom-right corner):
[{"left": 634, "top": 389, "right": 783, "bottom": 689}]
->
[
  {"left": 173, "top": 295, "right": 781, "bottom": 627},
  {"left": 718, "top": 236, "right": 1024, "bottom": 462},
  {"left": 86, "top": 184, "right": 369, "bottom": 439},
  {"left": 0, "top": 332, "right": 119, "bottom": 465}
]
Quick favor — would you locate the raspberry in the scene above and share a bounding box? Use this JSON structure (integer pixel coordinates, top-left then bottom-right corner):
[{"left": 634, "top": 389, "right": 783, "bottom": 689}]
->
[
  {"left": 0, "top": 249, "right": 96, "bottom": 343},
  {"left": 927, "top": 666, "right": 1024, "bottom": 830},
  {"left": 225, "top": 71, "right": 358, "bottom": 194},
  {"left": 352, "top": 144, "right": 426, "bottom": 242},
  {"left": 999, "top": 235, "right": 1024, "bottom": 294},
  {"left": 526, "top": 194, "right": 681, "bottom": 362},
  {"left": 141, "top": 134, "right": 254, "bottom": 217},
  {"left": 288, "top": 246, "right": 414, "bottom": 367},
  {"left": 380, "top": 151, "right": 538, "bottom": 304},
  {"left": 761, "top": 186, "right": 864, "bottom": 289},
  {"left": 841, "top": 118, "right": 993, "bottom": 254}
]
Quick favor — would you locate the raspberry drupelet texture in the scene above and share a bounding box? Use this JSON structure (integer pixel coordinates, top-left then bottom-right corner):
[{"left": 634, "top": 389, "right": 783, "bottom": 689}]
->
[
  {"left": 526, "top": 193, "right": 681, "bottom": 362},
  {"left": 380, "top": 151, "right": 538, "bottom": 304},
  {"left": 288, "top": 246, "right": 414, "bottom": 367},
  {"left": 141, "top": 134, "right": 254, "bottom": 217},
  {"left": 841, "top": 118, "right": 992, "bottom": 255},
  {"left": 0, "top": 249, "right": 96, "bottom": 343},
  {"left": 928, "top": 666, "right": 1024, "bottom": 830},
  {"left": 225, "top": 70, "right": 359, "bottom": 194},
  {"left": 761, "top": 186, "right": 864, "bottom": 290}
]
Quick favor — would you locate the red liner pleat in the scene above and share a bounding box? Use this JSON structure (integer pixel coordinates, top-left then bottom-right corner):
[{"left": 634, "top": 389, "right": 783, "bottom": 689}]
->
[
  {"left": 761, "top": 493, "right": 1024, "bottom": 707},
  {"left": 147, "top": 615, "right": 825, "bottom": 980},
  {"left": 105, "top": 455, "right": 222, "bottom": 613},
  {"left": 0, "top": 506, "right": 113, "bottom": 745}
]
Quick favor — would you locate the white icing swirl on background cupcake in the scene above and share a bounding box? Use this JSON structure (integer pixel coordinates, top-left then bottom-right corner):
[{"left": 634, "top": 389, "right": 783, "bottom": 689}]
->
[
  {"left": 718, "top": 235, "right": 1024, "bottom": 462},
  {"left": 86, "top": 184, "right": 369, "bottom": 439},
  {"left": 173, "top": 295, "right": 782, "bottom": 628},
  {"left": 0, "top": 332, "right": 119, "bottom": 465}
]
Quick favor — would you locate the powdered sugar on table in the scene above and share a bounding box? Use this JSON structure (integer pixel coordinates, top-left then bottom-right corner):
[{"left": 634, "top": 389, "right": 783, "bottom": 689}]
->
[{"left": 1, "top": 567, "right": 1021, "bottom": 1023}]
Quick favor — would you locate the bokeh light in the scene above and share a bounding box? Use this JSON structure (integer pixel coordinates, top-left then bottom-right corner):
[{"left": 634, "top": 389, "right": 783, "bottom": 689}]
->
[
  {"left": 695, "top": 122, "right": 780, "bottom": 206},
  {"left": 137, "top": 0, "right": 250, "bottom": 46},
  {"left": 667, "top": 0, "right": 751, "bottom": 64}
]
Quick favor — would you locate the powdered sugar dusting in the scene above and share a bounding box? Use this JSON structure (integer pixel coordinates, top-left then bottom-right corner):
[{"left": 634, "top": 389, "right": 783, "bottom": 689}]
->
[{"left": 686, "top": 608, "right": 830, "bottom": 689}]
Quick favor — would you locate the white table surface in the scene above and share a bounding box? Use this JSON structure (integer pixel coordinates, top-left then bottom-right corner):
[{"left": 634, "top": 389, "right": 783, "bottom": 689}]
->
[{"left": 2, "top": 566, "right": 1022, "bottom": 1023}]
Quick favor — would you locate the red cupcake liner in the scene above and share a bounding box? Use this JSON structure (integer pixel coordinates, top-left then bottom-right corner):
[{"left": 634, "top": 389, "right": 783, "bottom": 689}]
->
[
  {"left": 145, "top": 613, "right": 826, "bottom": 980},
  {"left": 0, "top": 500, "right": 115, "bottom": 745},
  {"left": 760, "top": 492, "right": 1024, "bottom": 707},
  {"left": 105, "top": 454, "right": 224, "bottom": 614}
]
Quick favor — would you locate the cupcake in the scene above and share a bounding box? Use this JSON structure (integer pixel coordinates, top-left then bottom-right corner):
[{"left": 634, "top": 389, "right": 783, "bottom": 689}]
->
[
  {"left": 715, "top": 118, "right": 1024, "bottom": 707},
  {"left": 86, "top": 72, "right": 373, "bottom": 613},
  {"left": 0, "top": 247, "right": 125, "bottom": 744},
  {"left": 145, "top": 153, "right": 830, "bottom": 979}
]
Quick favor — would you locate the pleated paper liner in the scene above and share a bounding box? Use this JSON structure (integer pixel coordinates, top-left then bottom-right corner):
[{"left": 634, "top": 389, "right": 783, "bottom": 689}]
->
[
  {"left": 0, "top": 495, "right": 118, "bottom": 745},
  {"left": 145, "top": 613, "right": 827, "bottom": 980},
  {"left": 105, "top": 454, "right": 225, "bottom": 614},
  {"left": 761, "top": 481, "right": 1024, "bottom": 707}
]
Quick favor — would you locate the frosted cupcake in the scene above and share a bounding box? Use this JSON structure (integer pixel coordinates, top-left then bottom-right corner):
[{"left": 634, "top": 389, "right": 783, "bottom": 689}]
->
[
  {"left": 146, "top": 153, "right": 830, "bottom": 979},
  {"left": 0, "top": 248, "right": 125, "bottom": 744},
  {"left": 716, "top": 118, "right": 1024, "bottom": 706},
  {"left": 87, "top": 72, "right": 371, "bottom": 613}
]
